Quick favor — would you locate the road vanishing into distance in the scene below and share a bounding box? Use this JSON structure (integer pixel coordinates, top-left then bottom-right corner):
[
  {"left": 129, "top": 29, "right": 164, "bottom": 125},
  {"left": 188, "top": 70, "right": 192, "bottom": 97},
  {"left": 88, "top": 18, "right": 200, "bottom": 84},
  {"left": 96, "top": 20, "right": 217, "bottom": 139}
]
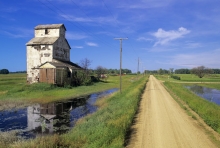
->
[{"left": 127, "top": 75, "right": 218, "bottom": 148}]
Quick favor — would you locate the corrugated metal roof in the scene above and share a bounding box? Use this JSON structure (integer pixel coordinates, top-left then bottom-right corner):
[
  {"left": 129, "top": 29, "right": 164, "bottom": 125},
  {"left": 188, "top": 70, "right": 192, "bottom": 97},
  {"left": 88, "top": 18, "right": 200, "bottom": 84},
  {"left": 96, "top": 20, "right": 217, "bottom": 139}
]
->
[
  {"left": 35, "top": 24, "right": 66, "bottom": 30},
  {"left": 26, "top": 37, "right": 59, "bottom": 45}
]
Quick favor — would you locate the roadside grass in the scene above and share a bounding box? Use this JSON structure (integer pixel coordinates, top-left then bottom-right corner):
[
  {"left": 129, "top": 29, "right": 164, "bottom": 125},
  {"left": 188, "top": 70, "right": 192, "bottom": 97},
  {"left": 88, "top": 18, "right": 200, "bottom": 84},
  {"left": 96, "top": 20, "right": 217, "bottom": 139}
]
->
[
  {"left": 164, "top": 82, "right": 220, "bottom": 134},
  {"left": 10, "top": 75, "right": 148, "bottom": 148},
  {"left": 0, "top": 130, "right": 23, "bottom": 147}
]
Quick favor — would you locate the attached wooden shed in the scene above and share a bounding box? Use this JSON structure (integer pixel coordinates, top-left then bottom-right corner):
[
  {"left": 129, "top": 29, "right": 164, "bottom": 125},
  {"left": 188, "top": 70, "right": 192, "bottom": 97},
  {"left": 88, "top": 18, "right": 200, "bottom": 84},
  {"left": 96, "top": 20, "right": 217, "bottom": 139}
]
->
[{"left": 39, "top": 59, "right": 82, "bottom": 86}]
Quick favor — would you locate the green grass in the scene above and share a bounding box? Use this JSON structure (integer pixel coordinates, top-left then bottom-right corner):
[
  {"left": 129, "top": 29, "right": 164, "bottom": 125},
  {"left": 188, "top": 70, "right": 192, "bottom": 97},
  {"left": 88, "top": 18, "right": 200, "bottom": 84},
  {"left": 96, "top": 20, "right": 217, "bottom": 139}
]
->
[
  {"left": 155, "top": 74, "right": 220, "bottom": 82},
  {"left": 0, "top": 74, "right": 140, "bottom": 105},
  {"left": 8, "top": 75, "right": 148, "bottom": 148},
  {"left": 175, "top": 74, "right": 220, "bottom": 82},
  {"left": 164, "top": 82, "right": 220, "bottom": 134},
  {"left": 196, "top": 83, "right": 220, "bottom": 90}
]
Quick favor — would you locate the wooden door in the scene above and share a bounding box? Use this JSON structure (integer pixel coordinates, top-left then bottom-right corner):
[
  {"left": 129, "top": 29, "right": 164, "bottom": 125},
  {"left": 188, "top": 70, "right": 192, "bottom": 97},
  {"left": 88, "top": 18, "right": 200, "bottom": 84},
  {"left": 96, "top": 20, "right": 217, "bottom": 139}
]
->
[{"left": 39, "top": 68, "right": 55, "bottom": 84}]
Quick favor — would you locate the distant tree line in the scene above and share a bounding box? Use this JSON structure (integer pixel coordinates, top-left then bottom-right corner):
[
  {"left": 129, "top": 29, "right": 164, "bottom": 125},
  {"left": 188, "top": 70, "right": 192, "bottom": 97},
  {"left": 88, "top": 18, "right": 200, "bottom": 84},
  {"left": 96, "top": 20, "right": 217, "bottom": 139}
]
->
[
  {"left": 212, "top": 69, "right": 220, "bottom": 74},
  {"left": 175, "top": 68, "right": 220, "bottom": 74},
  {"left": 0, "top": 69, "right": 9, "bottom": 74},
  {"left": 146, "top": 69, "right": 169, "bottom": 75},
  {"left": 175, "top": 69, "right": 191, "bottom": 74},
  {"left": 107, "top": 68, "right": 132, "bottom": 75},
  {"left": 90, "top": 68, "right": 132, "bottom": 76},
  {"left": 145, "top": 66, "right": 220, "bottom": 79},
  {"left": 10, "top": 71, "right": 26, "bottom": 73},
  {"left": 0, "top": 69, "right": 27, "bottom": 74}
]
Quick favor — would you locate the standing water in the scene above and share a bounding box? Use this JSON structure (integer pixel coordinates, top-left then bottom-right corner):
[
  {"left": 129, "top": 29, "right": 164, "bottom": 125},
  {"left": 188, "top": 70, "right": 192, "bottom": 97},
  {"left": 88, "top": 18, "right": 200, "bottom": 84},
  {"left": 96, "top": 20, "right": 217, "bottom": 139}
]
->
[
  {"left": 186, "top": 85, "right": 220, "bottom": 105},
  {"left": 0, "top": 88, "right": 118, "bottom": 139}
]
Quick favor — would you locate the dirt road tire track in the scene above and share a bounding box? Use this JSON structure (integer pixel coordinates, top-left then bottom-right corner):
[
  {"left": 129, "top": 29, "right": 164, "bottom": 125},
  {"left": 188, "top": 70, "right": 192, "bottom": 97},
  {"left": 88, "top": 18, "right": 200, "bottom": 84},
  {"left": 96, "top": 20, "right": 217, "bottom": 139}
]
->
[{"left": 127, "top": 75, "right": 218, "bottom": 148}]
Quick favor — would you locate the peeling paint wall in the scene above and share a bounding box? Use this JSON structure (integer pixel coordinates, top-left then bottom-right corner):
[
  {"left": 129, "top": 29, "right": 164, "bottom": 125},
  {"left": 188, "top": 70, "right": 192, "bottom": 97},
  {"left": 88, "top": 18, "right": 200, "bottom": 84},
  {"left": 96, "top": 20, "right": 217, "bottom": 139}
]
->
[
  {"left": 26, "top": 25, "right": 71, "bottom": 84},
  {"left": 53, "top": 38, "right": 70, "bottom": 61},
  {"left": 35, "top": 28, "right": 59, "bottom": 37},
  {"left": 27, "top": 45, "right": 53, "bottom": 83}
]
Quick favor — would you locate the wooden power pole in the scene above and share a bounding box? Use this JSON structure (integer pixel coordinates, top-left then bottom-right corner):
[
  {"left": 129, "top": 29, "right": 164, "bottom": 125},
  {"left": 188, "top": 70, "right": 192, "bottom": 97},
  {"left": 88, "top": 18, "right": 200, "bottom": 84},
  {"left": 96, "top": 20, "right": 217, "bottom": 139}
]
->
[{"left": 114, "top": 37, "right": 128, "bottom": 93}]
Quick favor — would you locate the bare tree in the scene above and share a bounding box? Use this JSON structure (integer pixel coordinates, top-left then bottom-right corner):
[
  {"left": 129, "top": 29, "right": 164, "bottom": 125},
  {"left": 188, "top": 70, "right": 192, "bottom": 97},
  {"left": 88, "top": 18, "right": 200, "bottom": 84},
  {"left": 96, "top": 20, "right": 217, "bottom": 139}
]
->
[
  {"left": 71, "top": 58, "right": 93, "bottom": 86},
  {"left": 96, "top": 66, "right": 107, "bottom": 79},
  {"left": 80, "top": 58, "right": 91, "bottom": 70},
  {"left": 191, "top": 66, "right": 213, "bottom": 78}
]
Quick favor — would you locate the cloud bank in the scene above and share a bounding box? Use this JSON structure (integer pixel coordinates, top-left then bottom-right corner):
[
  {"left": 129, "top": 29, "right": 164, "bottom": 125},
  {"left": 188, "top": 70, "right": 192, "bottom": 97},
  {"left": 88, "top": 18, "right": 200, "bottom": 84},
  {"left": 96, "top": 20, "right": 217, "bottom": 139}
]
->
[{"left": 152, "top": 27, "right": 190, "bottom": 46}]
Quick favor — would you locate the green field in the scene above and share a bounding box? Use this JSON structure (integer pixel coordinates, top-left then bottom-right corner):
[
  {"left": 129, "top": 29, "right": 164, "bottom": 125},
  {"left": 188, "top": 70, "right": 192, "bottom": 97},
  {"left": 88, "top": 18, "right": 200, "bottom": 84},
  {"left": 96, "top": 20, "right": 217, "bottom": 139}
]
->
[
  {"left": 155, "top": 74, "right": 220, "bottom": 82},
  {"left": 0, "top": 73, "right": 148, "bottom": 147},
  {"left": 0, "top": 74, "right": 142, "bottom": 109}
]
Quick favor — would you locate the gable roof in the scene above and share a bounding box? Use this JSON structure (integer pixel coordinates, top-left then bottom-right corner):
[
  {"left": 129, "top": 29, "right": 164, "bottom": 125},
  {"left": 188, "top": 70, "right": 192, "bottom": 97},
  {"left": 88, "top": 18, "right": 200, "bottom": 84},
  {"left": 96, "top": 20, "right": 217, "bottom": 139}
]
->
[
  {"left": 39, "top": 59, "right": 83, "bottom": 70},
  {"left": 26, "top": 37, "right": 59, "bottom": 46},
  {"left": 65, "top": 39, "right": 71, "bottom": 49},
  {"left": 55, "top": 59, "right": 82, "bottom": 69},
  {"left": 35, "top": 24, "right": 66, "bottom": 30}
]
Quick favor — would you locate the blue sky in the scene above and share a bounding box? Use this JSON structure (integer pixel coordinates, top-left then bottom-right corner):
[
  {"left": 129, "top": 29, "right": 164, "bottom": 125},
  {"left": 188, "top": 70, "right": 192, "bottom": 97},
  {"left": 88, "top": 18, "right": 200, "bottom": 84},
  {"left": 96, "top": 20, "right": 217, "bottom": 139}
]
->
[{"left": 1, "top": 0, "right": 220, "bottom": 72}]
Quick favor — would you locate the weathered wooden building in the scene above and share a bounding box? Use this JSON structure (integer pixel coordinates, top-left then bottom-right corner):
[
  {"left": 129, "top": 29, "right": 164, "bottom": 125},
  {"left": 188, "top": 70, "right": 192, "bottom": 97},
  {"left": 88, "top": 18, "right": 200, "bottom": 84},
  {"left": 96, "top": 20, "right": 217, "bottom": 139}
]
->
[{"left": 26, "top": 24, "right": 82, "bottom": 85}]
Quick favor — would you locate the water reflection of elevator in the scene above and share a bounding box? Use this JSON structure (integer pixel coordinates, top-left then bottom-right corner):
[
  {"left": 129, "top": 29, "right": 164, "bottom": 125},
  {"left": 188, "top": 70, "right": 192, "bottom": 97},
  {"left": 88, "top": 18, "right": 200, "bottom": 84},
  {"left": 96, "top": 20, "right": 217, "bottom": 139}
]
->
[{"left": 27, "top": 96, "right": 88, "bottom": 135}]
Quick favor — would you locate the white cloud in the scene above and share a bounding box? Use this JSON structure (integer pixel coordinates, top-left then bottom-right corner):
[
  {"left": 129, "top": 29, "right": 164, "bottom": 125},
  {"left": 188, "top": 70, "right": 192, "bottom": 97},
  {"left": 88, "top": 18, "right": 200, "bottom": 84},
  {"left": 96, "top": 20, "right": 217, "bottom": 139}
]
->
[
  {"left": 86, "top": 42, "right": 98, "bottom": 47},
  {"left": 152, "top": 27, "right": 190, "bottom": 46}
]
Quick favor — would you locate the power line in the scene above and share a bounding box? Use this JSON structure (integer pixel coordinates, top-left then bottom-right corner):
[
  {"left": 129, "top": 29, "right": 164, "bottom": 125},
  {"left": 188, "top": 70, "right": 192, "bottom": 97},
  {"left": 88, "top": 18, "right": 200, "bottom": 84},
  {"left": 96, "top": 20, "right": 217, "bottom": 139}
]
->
[
  {"left": 68, "top": 0, "right": 119, "bottom": 51},
  {"left": 38, "top": 0, "right": 117, "bottom": 50},
  {"left": 101, "top": 0, "right": 140, "bottom": 68},
  {"left": 37, "top": 0, "right": 137, "bottom": 72}
]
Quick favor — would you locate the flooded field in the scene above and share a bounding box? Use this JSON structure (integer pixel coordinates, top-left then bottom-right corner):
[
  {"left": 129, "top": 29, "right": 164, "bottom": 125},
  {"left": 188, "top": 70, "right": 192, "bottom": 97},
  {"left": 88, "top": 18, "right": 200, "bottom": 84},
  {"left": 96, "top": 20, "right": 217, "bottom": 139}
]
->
[
  {"left": 0, "top": 88, "right": 118, "bottom": 139},
  {"left": 186, "top": 85, "right": 220, "bottom": 105}
]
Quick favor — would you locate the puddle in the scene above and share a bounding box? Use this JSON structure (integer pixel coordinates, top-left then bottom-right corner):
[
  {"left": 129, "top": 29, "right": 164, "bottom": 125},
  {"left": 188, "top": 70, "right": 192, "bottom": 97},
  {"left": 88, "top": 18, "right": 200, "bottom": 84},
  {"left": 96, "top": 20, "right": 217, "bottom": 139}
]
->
[
  {"left": 0, "top": 88, "right": 118, "bottom": 139},
  {"left": 186, "top": 85, "right": 220, "bottom": 105}
]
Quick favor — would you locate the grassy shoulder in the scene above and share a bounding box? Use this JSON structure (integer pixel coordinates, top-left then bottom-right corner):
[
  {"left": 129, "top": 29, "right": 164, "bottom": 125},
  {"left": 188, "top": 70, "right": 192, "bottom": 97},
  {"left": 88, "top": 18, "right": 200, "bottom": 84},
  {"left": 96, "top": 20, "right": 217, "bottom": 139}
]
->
[
  {"left": 164, "top": 81, "right": 220, "bottom": 135},
  {"left": 8, "top": 75, "right": 148, "bottom": 148}
]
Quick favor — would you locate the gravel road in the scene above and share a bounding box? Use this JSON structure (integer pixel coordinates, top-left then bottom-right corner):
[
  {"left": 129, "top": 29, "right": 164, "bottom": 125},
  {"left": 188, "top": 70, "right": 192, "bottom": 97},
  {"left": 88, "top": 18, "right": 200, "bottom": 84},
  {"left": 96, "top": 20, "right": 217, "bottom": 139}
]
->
[{"left": 127, "top": 75, "right": 218, "bottom": 148}]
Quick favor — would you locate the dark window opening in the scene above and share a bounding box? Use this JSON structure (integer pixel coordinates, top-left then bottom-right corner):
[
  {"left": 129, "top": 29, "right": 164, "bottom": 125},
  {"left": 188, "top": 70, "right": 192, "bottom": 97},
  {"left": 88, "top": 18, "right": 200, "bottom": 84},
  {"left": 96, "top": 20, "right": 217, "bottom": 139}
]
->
[
  {"left": 45, "top": 29, "right": 48, "bottom": 34},
  {"left": 67, "top": 71, "right": 71, "bottom": 78}
]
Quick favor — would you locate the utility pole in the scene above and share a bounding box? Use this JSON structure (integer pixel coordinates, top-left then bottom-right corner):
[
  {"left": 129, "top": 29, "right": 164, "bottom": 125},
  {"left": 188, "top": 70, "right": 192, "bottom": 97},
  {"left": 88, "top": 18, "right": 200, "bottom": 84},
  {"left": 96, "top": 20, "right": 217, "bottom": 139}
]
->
[
  {"left": 114, "top": 37, "right": 128, "bottom": 93},
  {"left": 137, "top": 57, "right": 139, "bottom": 75}
]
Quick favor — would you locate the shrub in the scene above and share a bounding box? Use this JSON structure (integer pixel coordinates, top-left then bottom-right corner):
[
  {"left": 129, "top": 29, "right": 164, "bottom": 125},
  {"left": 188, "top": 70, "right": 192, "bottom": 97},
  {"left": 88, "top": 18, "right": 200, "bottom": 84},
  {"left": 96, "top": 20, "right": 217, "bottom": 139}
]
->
[
  {"left": 0, "top": 69, "right": 9, "bottom": 74},
  {"left": 171, "top": 75, "right": 181, "bottom": 80}
]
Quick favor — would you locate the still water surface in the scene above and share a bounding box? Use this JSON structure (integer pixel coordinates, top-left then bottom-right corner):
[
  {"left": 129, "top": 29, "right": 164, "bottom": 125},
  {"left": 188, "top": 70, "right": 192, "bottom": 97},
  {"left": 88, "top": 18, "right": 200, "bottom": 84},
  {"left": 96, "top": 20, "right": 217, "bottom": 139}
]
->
[
  {"left": 186, "top": 85, "right": 220, "bottom": 105},
  {"left": 0, "top": 88, "right": 118, "bottom": 139}
]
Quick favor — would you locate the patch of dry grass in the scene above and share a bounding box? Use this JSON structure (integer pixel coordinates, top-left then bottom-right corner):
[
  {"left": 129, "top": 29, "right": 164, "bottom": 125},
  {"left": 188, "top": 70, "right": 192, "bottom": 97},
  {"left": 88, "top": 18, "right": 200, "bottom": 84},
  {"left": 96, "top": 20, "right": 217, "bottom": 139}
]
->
[{"left": 0, "top": 130, "right": 23, "bottom": 147}]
